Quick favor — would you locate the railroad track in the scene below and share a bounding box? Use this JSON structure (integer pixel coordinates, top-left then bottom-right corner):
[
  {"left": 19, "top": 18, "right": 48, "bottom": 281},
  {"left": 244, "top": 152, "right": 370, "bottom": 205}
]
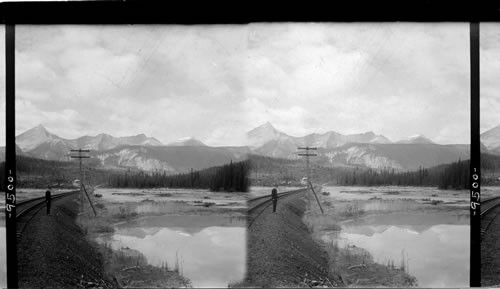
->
[
  {"left": 247, "top": 187, "right": 320, "bottom": 227},
  {"left": 16, "top": 190, "right": 80, "bottom": 239},
  {"left": 480, "top": 196, "right": 500, "bottom": 240}
]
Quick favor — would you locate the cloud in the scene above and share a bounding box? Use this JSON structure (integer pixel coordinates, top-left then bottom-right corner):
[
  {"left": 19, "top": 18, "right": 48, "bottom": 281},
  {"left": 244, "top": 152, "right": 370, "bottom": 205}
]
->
[
  {"left": 0, "top": 25, "right": 5, "bottom": 146},
  {"left": 14, "top": 23, "right": 470, "bottom": 145},
  {"left": 243, "top": 23, "right": 469, "bottom": 144},
  {"left": 480, "top": 23, "right": 500, "bottom": 133}
]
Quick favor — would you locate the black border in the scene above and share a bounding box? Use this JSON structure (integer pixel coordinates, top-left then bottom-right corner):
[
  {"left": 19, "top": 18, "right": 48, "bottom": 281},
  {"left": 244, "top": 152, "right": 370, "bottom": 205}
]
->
[
  {"left": 470, "top": 22, "right": 480, "bottom": 287},
  {"left": 5, "top": 24, "right": 17, "bottom": 289},
  {"left": 0, "top": 2, "right": 499, "bottom": 24},
  {"left": 2, "top": 2, "right": 498, "bottom": 288}
]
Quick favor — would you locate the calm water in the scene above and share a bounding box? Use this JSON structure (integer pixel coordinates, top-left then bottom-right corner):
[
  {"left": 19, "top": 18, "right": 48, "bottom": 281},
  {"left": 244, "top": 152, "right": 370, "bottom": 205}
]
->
[
  {"left": 101, "top": 215, "right": 246, "bottom": 287},
  {"left": 323, "top": 212, "right": 469, "bottom": 288}
]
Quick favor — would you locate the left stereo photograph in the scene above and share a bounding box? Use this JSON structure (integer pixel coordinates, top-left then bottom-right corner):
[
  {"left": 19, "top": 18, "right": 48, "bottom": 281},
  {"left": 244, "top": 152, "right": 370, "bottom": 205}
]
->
[{"left": 11, "top": 25, "right": 250, "bottom": 288}]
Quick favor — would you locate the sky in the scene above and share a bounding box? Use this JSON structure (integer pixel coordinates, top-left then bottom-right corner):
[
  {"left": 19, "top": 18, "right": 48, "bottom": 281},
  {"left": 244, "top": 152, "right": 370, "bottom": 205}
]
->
[
  {"left": 480, "top": 23, "right": 500, "bottom": 134},
  {"left": 13, "top": 23, "right": 471, "bottom": 146}
]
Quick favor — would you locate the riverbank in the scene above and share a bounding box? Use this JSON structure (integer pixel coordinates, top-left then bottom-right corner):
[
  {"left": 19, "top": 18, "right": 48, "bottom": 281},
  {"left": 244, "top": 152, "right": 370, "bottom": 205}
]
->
[
  {"left": 303, "top": 186, "right": 469, "bottom": 287},
  {"left": 77, "top": 187, "right": 246, "bottom": 287}
]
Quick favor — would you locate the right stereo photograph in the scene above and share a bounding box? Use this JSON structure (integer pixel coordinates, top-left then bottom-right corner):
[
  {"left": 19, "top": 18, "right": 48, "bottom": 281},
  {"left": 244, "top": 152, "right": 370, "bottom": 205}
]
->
[{"left": 480, "top": 22, "right": 500, "bottom": 287}]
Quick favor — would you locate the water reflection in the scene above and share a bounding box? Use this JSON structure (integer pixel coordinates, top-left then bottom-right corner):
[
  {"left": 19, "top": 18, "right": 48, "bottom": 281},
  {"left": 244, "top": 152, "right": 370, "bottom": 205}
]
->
[
  {"left": 362, "top": 199, "right": 425, "bottom": 212},
  {"left": 103, "top": 216, "right": 246, "bottom": 287},
  {"left": 326, "top": 213, "right": 469, "bottom": 288}
]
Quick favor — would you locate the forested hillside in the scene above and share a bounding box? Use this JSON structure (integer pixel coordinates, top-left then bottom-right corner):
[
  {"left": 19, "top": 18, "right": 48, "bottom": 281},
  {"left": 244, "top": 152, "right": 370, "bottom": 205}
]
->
[
  {"left": 249, "top": 154, "right": 470, "bottom": 189},
  {"left": 482, "top": 153, "right": 500, "bottom": 185},
  {"left": 15, "top": 155, "right": 113, "bottom": 188},
  {"left": 107, "top": 160, "right": 249, "bottom": 192}
]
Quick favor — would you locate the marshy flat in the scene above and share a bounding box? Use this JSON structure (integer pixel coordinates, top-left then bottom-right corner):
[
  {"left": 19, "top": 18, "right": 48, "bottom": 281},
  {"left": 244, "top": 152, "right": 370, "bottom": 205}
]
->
[
  {"left": 79, "top": 187, "right": 247, "bottom": 287},
  {"left": 304, "top": 186, "right": 469, "bottom": 287}
]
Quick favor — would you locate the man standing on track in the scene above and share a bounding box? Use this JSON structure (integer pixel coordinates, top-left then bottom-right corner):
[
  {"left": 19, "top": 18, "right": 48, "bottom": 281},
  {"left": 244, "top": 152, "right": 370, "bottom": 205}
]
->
[
  {"left": 45, "top": 186, "right": 51, "bottom": 215},
  {"left": 271, "top": 186, "right": 278, "bottom": 213}
]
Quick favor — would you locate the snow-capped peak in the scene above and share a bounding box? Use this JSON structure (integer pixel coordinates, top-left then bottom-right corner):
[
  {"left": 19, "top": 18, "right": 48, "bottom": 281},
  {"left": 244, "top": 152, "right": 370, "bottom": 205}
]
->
[
  {"left": 16, "top": 124, "right": 60, "bottom": 151},
  {"left": 397, "top": 134, "right": 435, "bottom": 144},
  {"left": 246, "top": 122, "right": 285, "bottom": 148},
  {"left": 167, "top": 137, "right": 207, "bottom": 147}
]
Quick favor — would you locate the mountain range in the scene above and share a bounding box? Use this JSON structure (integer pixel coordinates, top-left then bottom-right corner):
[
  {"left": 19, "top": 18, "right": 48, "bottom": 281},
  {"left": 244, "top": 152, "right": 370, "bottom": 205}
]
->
[
  {"left": 91, "top": 145, "right": 248, "bottom": 173},
  {"left": 4, "top": 123, "right": 473, "bottom": 172},
  {"left": 481, "top": 125, "right": 500, "bottom": 155},
  {"left": 11, "top": 125, "right": 244, "bottom": 172},
  {"left": 247, "top": 122, "right": 394, "bottom": 150},
  {"left": 245, "top": 122, "right": 468, "bottom": 171},
  {"left": 16, "top": 124, "right": 162, "bottom": 159}
]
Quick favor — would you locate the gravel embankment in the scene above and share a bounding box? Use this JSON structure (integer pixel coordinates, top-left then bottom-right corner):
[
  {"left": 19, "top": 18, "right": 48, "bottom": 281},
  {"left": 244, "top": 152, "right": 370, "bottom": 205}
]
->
[
  {"left": 244, "top": 192, "right": 339, "bottom": 287},
  {"left": 17, "top": 195, "right": 116, "bottom": 289},
  {"left": 482, "top": 213, "right": 500, "bottom": 287}
]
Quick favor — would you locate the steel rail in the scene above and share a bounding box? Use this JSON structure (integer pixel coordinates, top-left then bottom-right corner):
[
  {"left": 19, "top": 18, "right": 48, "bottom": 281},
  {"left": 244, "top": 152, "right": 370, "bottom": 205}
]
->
[
  {"left": 16, "top": 190, "right": 80, "bottom": 219},
  {"left": 247, "top": 187, "right": 321, "bottom": 228},
  {"left": 480, "top": 196, "right": 500, "bottom": 239},
  {"left": 481, "top": 196, "right": 500, "bottom": 217}
]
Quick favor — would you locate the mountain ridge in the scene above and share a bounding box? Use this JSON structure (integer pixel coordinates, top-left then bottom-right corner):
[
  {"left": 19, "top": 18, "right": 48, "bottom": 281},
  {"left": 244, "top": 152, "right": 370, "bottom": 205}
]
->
[
  {"left": 481, "top": 125, "right": 500, "bottom": 154},
  {"left": 247, "top": 122, "right": 394, "bottom": 151},
  {"left": 16, "top": 125, "right": 163, "bottom": 160},
  {"left": 247, "top": 122, "right": 468, "bottom": 170},
  {"left": 11, "top": 123, "right": 470, "bottom": 172},
  {"left": 166, "top": 137, "right": 207, "bottom": 147}
]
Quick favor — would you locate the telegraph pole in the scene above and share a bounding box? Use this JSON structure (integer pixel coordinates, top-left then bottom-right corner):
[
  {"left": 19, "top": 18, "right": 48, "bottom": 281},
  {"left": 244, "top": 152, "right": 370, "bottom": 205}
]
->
[
  {"left": 70, "top": 149, "right": 90, "bottom": 213},
  {"left": 298, "top": 146, "right": 317, "bottom": 208}
]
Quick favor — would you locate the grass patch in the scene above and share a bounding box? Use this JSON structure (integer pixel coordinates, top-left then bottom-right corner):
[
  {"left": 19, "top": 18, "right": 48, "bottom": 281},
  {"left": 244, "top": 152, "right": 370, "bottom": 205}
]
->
[
  {"left": 420, "top": 198, "right": 444, "bottom": 205},
  {"left": 156, "top": 193, "right": 173, "bottom": 197},
  {"left": 325, "top": 241, "right": 417, "bottom": 287},
  {"left": 112, "top": 192, "right": 144, "bottom": 196},
  {"left": 383, "top": 191, "right": 400, "bottom": 195},
  {"left": 77, "top": 200, "right": 191, "bottom": 287},
  {"left": 77, "top": 201, "right": 116, "bottom": 235},
  {"left": 338, "top": 204, "right": 365, "bottom": 219},
  {"left": 98, "top": 242, "right": 191, "bottom": 288},
  {"left": 95, "top": 203, "right": 106, "bottom": 210},
  {"left": 304, "top": 198, "right": 417, "bottom": 287},
  {"left": 113, "top": 205, "right": 139, "bottom": 220},
  {"left": 307, "top": 214, "right": 342, "bottom": 233},
  {"left": 78, "top": 216, "right": 115, "bottom": 234},
  {"left": 323, "top": 200, "right": 333, "bottom": 207}
]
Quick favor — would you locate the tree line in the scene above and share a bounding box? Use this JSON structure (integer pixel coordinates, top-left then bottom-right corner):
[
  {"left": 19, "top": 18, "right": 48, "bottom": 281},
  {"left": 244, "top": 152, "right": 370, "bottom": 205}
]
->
[
  {"left": 481, "top": 153, "right": 500, "bottom": 185},
  {"left": 249, "top": 154, "right": 470, "bottom": 190},
  {"left": 107, "top": 160, "right": 249, "bottom": 192},
  {"left": 3, "top": 155, "right": 249, "bottom": 191},
  {"left": 0, "top": 162, "right": 4, "bottom": 191},
  {"left": 329, "top": 159, "right": 469, "bottom": 189},
  {"left": 14, "top": 155, "right": 111, "bottom": 188}
]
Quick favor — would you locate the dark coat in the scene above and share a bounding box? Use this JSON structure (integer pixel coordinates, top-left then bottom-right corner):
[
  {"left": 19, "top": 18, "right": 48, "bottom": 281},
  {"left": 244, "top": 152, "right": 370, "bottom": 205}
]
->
[
  {"left": 271, "top": 188, "right": 278, "bottom": 200},
  {"left": 45, "top": 190, "right": 51, "bottom": 202}
]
